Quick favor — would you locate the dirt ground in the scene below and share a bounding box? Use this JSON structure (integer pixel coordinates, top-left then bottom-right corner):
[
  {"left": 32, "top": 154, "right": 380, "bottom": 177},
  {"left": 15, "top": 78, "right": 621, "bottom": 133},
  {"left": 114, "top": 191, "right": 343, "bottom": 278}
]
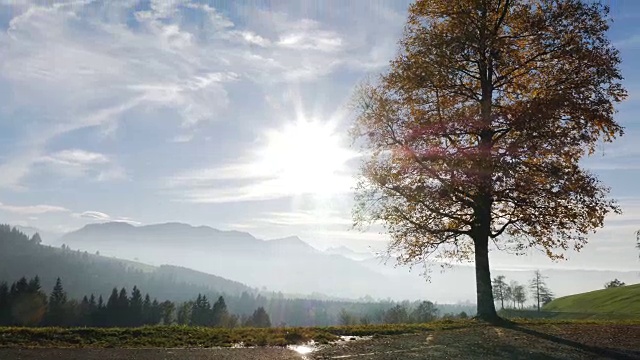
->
[
  {"left": 1, "top": 323, "right": 638, "bottom": 360},
  {"left": 313, "top": 323, "right": 640, "bottom": 359},
  {"left": 0, "top": 348, "right": 303, "bottom": 360}
]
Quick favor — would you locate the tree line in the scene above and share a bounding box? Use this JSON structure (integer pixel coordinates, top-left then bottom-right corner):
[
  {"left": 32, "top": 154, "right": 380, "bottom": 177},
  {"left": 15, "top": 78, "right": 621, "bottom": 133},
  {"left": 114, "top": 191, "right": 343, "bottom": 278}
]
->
[
  {"left": 0, "top": 276, "right": 271, "bottom": 328},
  {"left": 337, "top": 300, "right": 471, "bottom": 326},
  {"left": 491, "top": 270, "right": 554, "bottom": 311},
  {"left": 1, "top": 225, "right": 472, "bottom": 327}
]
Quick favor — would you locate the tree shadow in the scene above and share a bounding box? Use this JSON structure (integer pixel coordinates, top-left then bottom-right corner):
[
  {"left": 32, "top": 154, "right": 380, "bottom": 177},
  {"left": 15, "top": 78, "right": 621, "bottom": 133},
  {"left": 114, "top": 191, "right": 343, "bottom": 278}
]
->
[
  {"left": 502, "top": 323, "right": 640, "bottom": 360},
  {"left": 476, "top": 344, "right": 568, "bottom": 360}
]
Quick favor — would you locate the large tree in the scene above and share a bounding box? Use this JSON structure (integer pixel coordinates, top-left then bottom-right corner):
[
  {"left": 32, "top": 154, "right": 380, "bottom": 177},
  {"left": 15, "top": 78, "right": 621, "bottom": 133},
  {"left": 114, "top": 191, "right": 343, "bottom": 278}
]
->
[{"left": 352, "top": 0, "right": 625, "bottom": 321}]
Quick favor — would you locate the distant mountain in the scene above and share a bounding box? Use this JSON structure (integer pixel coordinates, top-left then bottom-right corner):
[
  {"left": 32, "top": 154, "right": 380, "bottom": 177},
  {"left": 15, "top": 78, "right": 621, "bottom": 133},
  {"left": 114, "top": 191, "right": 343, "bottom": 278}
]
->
[
  {"left": 324, "top": 246, "right": 374, "bottom": 261},
  {"left": 0, "top": 225, "right": 253, "bottom": 301},
  {"left": 57, "top": 222, "right": 640, "bottom": 303},
  {"left": 57, "top": 222, "right": 432, "bottom": 300}
]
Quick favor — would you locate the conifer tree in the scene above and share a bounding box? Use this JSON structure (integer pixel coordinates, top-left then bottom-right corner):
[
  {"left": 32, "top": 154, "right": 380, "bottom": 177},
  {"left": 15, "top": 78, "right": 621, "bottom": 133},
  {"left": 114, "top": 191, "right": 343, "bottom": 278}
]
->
[
  {"left": 130, "top": 286, "right": 143, "bottom": 326},
  {"left": 0, "top": 282, "right": 9, "bottom": 325},
  {"left": 142, "top": 293, "right": 152, "bottom": 325},
  {"left": 211, "top": 296, "right": 229, "bottom": 327},
  {"left": 47, "top": 278, "right": 68, "bottom": 326},
  {"left": 245, "top": 307, "right": 271, "bottom": 328}
]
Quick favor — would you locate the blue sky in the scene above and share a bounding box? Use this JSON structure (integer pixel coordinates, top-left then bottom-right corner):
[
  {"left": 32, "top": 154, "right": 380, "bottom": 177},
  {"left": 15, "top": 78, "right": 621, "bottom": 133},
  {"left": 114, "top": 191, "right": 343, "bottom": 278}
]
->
[{"left": 0, "top": 0, "right": 639, "bottom": 272}]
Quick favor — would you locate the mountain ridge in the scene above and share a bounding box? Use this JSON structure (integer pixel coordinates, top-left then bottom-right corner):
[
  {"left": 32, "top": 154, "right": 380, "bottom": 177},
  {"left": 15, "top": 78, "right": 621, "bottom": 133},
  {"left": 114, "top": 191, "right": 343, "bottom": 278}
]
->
[{"left": 56, "top": 221, "right": 640, "bottom": 303}]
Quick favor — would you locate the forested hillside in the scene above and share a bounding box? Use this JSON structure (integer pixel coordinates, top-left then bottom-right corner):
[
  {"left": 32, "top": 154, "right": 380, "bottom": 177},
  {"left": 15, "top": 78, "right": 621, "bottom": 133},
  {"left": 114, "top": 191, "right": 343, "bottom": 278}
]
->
[
  {"left": 0, "top": 225, "right": 473, "bottom": 326},
  {"left": 0, "top": 224, "right": 252, "bottom": 300}
]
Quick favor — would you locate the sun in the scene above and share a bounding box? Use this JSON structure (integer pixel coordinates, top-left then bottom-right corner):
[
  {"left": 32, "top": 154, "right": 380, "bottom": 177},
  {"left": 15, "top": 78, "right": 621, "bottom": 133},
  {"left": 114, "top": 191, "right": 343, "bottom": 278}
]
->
[{"left": 257, "top": 118, "right": 358, "bottom": 197}]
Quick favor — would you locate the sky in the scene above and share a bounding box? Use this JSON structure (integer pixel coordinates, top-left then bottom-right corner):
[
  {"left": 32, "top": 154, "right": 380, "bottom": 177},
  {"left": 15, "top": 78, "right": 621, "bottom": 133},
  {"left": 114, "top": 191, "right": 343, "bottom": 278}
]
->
[{"left": 1, "top": 0, "right": 639, "bottom": 272}]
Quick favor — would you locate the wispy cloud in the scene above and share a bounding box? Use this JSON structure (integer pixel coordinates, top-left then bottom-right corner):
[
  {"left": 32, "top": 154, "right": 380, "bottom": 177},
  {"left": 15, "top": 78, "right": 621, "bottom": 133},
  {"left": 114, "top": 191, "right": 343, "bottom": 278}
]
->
[
  {"left": 276, "top": 19, "right": 343, "bottom": 52},
  {"left": 253, "top": 210, "right": 352, "bottom": 227},
  {"left": 74, "top": 210, "right": 141, "bottom": 225},
  {"left": 36, "top": 149, "right": 127, "bottom": 181},
  {"left": 0, "top": 201, "right": 69, "bottom": 215},
  {"left": 0, "top": 0, "right": 403, "bottom": 190},
  {"left": 41, "top": 149, "right": 109, "bottom": 166}
]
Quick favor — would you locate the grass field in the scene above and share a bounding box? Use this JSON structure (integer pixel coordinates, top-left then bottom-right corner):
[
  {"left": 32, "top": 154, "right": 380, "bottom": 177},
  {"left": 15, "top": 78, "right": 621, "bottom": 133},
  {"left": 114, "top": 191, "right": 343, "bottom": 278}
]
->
[
  {"left": 0, "top": 321, "right": 475, "bottom": 348},
  {"left": 543, "top": 283, "right": 640, "bottom": 315}
]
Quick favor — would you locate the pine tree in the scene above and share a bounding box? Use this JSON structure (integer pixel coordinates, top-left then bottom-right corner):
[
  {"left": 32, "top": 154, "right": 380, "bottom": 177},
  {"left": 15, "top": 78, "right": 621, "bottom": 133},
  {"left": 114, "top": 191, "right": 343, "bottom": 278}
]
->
[
  {"left": 27, "top": 276, "right": 42, "bottom": 294},
  {"left": 93, "top": 295, "right": 105, "bottom": 327},
  {"left": 129, "top": 286, "right": 143, "bottom": 326},
  {"left": 78, "top": 296, "right": 91, "bottom": 326},
  {"left": 211, "top": 296, "right": 229, "bottom": 327},
  {"left": 30, "top": 233, "right": 42, "bottom": 244},
  {"left": 10, "top": 276, "right": 47, "bottom": 326},
  {"left": 49, "top": 278, "right": 67, "bottom": 306},
  {"left": 105, "top": 288, "right": 119, "bottom": 326},
  {"left": 160, "top": 300, "right": 175, "bottom": 325},
  {"left": 14, "top": 277, "right": 28, "bottom": 294},
  {"left": 117, "top": 288, "right": 129, "bottom": 327},
  {"left": 150, "top": 299, "right": 161, "bottom": 324},
  {"left": 245, "top": 307, "right": 271, "bottom": 328},
  {"left": 0, "top": 282, "right": 9, "bottom": 325},
  {"left": 177, "top": 301, "right": 193, "bottom": 325},
  {"left": 142, "top": 294, "right": 152, "bottom": 325},
  {"left": 46, "top": 278, "right": 68, "bottom": 326},
  {"left": 191, "top": 294, "right": 211, "bottom": 326}
]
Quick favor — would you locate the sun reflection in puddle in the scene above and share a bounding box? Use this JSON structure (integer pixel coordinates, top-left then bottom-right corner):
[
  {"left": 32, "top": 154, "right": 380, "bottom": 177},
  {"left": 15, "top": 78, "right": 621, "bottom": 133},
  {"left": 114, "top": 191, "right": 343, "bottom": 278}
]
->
[
  {"left": 288, "top": 342, "right": 317, "bottom": 359},
  {"left": 288, "top": 343, "right": 317, "bottom": 354},
  {"left": 287, "top": 336, "right": 373, "bottom": 358}
]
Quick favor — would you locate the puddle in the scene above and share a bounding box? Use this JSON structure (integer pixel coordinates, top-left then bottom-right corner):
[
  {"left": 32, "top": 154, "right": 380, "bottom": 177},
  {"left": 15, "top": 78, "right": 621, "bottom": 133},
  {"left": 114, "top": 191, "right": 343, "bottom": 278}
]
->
[
  {"left": 287, "top": 336, "right": 372, "bottom": 358},
  {"left": 288, "top": 342, "right": 317, "bottom": 354},
  {"left": 288, "top": 341, "right": 318, "bottom": 359}
]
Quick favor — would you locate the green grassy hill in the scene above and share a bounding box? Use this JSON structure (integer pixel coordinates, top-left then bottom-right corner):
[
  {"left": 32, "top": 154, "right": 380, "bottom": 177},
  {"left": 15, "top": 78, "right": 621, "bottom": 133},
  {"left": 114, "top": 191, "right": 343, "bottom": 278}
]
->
[{"left": 543, "top": 283, "right": 640, "bottom": 316}]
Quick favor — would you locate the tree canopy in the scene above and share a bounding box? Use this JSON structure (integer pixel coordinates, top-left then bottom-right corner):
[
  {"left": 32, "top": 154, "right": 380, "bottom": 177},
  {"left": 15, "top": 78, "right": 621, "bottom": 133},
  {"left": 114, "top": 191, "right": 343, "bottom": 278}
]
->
[{"left": 352, "top": 0, "right": 625, "bottom": 320}]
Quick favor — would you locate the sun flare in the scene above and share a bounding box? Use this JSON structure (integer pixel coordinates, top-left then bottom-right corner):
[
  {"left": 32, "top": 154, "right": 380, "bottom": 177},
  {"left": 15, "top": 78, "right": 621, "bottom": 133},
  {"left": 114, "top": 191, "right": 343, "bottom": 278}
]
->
[{"left": 258, "top": 118, "right": 357, "bottom": 196}]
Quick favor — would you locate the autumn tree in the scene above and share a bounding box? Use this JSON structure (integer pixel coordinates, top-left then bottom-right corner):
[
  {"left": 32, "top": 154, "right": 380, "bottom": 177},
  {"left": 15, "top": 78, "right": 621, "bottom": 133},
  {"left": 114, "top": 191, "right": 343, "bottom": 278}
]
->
[
  {"left": 529, "top": 270, "right": 553, "bottom": 311},
  {"left": 352, "top": 0, "right": 625, "bottom": 321}
]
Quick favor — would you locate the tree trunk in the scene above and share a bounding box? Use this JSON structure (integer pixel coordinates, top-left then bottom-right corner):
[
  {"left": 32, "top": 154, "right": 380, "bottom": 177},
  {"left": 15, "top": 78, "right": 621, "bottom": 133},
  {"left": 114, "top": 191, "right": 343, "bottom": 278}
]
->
[{"left": 474, "top": 235, "right": 499, "bottom": 322}]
